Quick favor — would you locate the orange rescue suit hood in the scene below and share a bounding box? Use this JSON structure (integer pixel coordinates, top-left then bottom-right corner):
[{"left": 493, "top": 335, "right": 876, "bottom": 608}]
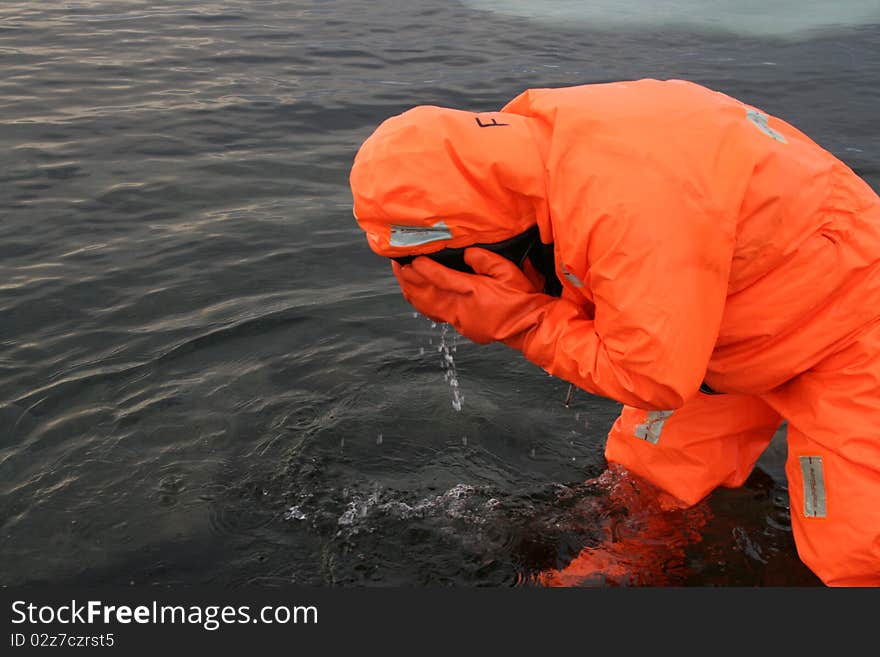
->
[{"left": 349, "top": 105, "right": 552, "bottom": 257}]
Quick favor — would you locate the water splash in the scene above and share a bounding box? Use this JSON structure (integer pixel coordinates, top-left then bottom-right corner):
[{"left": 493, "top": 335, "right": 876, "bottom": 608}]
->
[
  {"left": 334, "top": 484, "right": 498, "bottom": 534},
  {"left": 284, "top": 506, "right": 307, "bottom": 521}
]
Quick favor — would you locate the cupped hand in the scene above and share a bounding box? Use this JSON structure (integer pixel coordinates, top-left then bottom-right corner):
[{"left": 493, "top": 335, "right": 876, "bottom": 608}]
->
[{"left": 392, "top": 247, "right": 554, "bottom": 346}]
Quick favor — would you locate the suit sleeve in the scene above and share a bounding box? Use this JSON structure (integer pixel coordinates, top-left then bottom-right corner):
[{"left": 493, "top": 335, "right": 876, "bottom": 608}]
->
[{"left": 520, "top": 166, "right": 736, "bottom": 410}]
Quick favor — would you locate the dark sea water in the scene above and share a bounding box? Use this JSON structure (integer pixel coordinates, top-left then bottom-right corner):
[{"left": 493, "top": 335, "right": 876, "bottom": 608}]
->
[{"left": 2, "top": 0, "right": 877, "bottom": 587}]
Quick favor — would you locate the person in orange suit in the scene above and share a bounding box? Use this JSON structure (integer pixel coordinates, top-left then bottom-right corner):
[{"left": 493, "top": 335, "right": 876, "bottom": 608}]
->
[{"left": 348, "top": 79, "right": 880, "bottom": 586}]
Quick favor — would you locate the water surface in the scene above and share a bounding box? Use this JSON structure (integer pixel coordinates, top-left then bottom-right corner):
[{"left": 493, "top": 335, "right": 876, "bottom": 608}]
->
[{"left": 3, "top": 0, "right": 877, "bottom": 586}]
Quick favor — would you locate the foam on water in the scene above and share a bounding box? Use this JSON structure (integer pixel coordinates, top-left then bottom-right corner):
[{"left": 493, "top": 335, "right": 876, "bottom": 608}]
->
[{"left": 462, "top": 0, "right": 880, "bottom": 38}]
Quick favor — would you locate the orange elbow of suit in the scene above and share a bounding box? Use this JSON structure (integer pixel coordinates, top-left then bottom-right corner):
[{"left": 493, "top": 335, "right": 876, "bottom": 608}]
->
[{"left": 518, "top": 299, "right": 697, "bottom": 410}]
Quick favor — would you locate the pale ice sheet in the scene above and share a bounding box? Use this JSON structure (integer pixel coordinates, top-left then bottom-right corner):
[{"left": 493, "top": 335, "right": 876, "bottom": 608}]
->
[{"left": 462, "top": 0, "right": 880, "bottom": 38}]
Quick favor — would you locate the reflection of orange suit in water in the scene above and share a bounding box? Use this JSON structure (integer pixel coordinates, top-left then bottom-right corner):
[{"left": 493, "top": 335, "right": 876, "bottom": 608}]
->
[{"left": 349, "top": 79, "right": 880, "bottom": 586}]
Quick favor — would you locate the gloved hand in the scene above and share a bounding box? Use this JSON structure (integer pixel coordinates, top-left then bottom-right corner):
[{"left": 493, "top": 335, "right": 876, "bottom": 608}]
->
[{"left": 392, "top": 247, "right": 557, "bottom": 348}]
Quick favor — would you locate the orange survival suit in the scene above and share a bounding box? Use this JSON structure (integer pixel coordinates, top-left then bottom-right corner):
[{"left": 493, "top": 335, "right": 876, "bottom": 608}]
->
[{"left": 349, "top": 79, "right": 880, "bottom": 586}]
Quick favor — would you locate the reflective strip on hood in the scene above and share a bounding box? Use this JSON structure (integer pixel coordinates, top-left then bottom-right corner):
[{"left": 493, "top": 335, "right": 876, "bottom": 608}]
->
[{"left": 389, "top": 221, "right": 453, "bottom": 247}]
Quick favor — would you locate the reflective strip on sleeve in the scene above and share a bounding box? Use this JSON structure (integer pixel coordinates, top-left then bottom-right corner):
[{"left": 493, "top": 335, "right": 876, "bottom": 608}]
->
[
  {"left": 746, "top": 108, "right": 787, "bottom": 144},
  {"left": 799, "top": 455, "right": 827, "bottom": 518},
  {"left": 559, "top": 263, "right": 584, "bottom": 288}
]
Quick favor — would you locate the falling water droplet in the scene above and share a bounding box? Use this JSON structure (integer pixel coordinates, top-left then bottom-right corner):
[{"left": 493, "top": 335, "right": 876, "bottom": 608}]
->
[
  {"left": 438, "top": 323, "right": 464, "bottom": 412},
  {"left": 376, "top": 433, "right": 383, "bottom": 445}
]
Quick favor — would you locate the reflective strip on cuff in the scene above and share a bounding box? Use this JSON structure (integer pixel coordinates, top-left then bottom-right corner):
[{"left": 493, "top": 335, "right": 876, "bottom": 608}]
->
[{"left": 799, "top": 455, "right": 827, "bottom": 518}]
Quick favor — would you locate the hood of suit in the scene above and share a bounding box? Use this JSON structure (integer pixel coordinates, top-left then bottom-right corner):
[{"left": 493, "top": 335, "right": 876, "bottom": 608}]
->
[{"left": 349, "top": 105, "right": 551, "bottom": 257}]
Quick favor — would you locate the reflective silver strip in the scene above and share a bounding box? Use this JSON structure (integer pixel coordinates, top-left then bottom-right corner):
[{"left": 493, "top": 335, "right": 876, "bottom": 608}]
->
[
  {"left": 634, "top": 410, "right": 673, "bottom": 445},
  {"left": 389, "top": 221, "right": 452, "bottom": 247},
  {"left": 799, "top": 456, "right": 827, "bottom": 518},
  {"left": 746, "top": 108, "right": 787, "bottom": 144},
  {"left": 560, "top": 263, "right": 584, "bottom": 288}
]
